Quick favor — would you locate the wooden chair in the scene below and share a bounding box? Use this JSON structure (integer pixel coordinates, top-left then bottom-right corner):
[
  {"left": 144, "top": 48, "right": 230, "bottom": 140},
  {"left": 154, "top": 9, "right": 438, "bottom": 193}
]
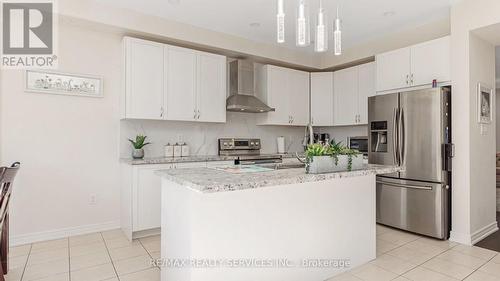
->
[{"left": 0, "top": 162, "right": 20, "bottom": 280}]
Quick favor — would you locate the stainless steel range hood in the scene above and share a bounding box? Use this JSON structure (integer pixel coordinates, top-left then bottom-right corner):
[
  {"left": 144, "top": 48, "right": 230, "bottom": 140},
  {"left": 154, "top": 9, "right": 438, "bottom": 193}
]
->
[{"left": 226, "top": 60, "right": 275, "bottom": 113}]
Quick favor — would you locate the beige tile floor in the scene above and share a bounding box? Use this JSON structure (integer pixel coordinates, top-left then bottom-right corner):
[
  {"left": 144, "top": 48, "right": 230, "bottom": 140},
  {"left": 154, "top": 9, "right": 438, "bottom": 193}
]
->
[
  {"left": 4, "top": 225, "right": 500, "bottom": 281},
  {"left": 328, "top": 225, "right": 500, "bottom": 281},
  {"left": 5, "top": 230, "right": 160, "bottom": 281}
]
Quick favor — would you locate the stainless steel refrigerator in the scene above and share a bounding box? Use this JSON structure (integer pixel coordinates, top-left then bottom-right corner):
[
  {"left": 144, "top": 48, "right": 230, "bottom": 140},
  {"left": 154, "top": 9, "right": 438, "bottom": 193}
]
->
[{"left": 368, "top": 87, "right": 453, "bottom": 239}]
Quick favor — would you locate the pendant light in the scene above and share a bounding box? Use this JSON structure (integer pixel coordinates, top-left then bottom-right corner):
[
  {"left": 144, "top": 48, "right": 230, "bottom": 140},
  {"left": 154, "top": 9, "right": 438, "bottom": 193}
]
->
[
  {"left": 276, "top": 0, "right": 285, "bottom": 43},
  {"left": 296, "top": 0, "right": 310, "bottom": 47},
  {"left": 314, "top": 0, "right": 328, "bottom": 52},
  {"left": 334, "top": 6, "right": 342, "bottom": 56}
]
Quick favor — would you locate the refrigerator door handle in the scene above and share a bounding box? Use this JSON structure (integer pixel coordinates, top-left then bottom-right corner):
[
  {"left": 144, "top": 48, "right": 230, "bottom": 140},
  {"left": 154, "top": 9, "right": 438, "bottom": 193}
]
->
[
  {"left": 376, "top": 180, "right": 433, "bottom": 190},
  {"left": 392, "top": 108, "right": 399, "bottom": 165},
  {"left": 399, "top": 108, "right": 405, "bottom": 166}
]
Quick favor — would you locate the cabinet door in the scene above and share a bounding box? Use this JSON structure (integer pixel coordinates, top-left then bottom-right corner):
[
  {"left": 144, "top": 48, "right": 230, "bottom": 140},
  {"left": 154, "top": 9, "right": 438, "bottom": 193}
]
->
[
  {"left": 289, "top": 69, "right": 310, "bottom": 126},
  {"left": 357, "top": 62, "right": 376, "bottom": 124},
  {"left": 165, "top": 46, "right": 197, "bottom": 121},
  {"left": 265, "top": 66, "right": 291, "bottom": 125},
  {"left": 411, "top": 36, "right": 451, "bottom": 86},
  {"left": 133, "top": 165, "right": 171, "bottom": 231},
  {"left": 376, "top": 47, "right": 411, "bottom": 92},
  {"left": 310, "top": 72, "right": 334, "bottom": 126},
  {"left": 124, "top": 38, "right": 164, "bottom": 120},
  {"left": 334, "top": 67, "right": 359, "bottom": 126},
  {"left": 197, "top": 52, "right": 227, "bottom": 123}
]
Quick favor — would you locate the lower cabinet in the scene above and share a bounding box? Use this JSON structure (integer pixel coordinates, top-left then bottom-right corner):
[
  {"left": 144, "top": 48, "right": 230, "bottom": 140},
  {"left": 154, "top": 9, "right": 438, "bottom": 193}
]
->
[{"left": 120, "top": 162, "right": 207, "bottom": 240}]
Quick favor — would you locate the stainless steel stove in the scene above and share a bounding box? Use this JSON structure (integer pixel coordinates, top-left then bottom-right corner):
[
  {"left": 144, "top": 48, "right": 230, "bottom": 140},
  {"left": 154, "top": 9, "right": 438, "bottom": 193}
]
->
[{"left": 218, "top": 138, "right": 282, "bottom": 165}]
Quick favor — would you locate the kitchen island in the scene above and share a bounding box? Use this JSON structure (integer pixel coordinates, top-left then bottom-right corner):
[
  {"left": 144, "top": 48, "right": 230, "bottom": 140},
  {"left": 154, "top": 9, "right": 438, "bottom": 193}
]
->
[{"left": 156, "top": 164, "right": 400, "bottom": 281}]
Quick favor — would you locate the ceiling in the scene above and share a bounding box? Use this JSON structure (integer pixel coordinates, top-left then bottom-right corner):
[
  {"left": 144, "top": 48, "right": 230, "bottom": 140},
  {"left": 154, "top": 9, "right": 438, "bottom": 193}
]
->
[{"left": 99, "top": 0, "right": 454, "bottom": 53}]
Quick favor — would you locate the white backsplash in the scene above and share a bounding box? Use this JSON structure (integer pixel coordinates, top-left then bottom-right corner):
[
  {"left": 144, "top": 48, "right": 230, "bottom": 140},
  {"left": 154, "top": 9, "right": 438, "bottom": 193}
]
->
[
  {"left": 121, "top": 112, "right": 306, "bottom": 158},
  {"left": 120, "top": 113, "right": 368, "bottom": 159}
]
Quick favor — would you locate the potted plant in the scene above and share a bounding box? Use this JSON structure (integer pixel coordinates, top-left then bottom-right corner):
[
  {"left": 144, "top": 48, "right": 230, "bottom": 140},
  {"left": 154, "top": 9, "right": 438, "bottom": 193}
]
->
[
  {"left": 129, "top": 135, "right": 151, "bottom": 159},
  {"left": 305, "top": 141, "right": 363, "bottom": 174}
]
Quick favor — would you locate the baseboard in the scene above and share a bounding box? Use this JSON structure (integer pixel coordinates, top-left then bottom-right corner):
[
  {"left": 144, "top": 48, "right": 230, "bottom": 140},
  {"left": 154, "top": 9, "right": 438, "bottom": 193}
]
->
[
  {"left": 471, "top": 221, "right": 499, "bottom": 245},
  {"left": 449, "top": 230, "right": 472, "bottom": 245},
  {"left": 10, "top": 220, "right": 121, "bottom": 246}
]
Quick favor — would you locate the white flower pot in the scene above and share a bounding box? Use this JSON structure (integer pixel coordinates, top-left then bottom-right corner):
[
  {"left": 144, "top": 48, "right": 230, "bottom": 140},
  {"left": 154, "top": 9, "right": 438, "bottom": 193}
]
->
[{"left": 307, "top": 154, "right": 363, "bottom": 174}]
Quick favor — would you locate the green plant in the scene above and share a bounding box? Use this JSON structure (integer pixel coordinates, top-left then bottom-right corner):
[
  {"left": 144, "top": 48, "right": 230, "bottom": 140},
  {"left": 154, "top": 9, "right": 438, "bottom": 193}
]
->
[
  {"left": 305, "top": 140, "right": 361, "bottom": 171},
  {"left": 128, "top": 135, "right": 151, "bottom": 149}
]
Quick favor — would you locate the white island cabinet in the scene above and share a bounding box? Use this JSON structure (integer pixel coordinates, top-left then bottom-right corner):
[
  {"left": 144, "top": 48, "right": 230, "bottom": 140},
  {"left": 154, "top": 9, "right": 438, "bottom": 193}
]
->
[{"left": 157, "top": 165, "right": 400, "bottom": 281}]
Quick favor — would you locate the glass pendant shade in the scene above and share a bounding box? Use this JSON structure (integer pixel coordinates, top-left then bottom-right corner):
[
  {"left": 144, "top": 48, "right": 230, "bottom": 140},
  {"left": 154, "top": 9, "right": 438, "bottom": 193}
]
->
[
  {"left": 334, "top": 8, "right": 342, "bottom": 55},
  {"left": 314, "top": 2, "right": 328, "bottom": 52},
  {"left": 296, "top": 0, "right": 310, "bottom": 47},
  {"left": 276, "top": 0, "right": 285, "bottom": 43}
]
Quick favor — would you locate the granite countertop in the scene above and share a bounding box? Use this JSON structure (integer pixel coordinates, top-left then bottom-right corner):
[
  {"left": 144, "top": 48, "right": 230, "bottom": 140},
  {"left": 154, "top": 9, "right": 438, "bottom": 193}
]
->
[
  {"left": 155, "top": 164, "right": 401, "bottom": 193},
  {"left": 120, "top": 153, "right": 303, "bottom": 165}
]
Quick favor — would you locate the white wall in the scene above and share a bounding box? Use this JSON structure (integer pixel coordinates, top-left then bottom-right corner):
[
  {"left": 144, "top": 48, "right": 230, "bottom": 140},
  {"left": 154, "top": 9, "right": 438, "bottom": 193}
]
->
[
  {"left": 468, "top": 34, "right": 497, "bottom": 234},
  {"left": 449, "top": 0, "right": 500, "bottom": 245},
  {"left": 0, "top": 20, "right": 123, "bottom": 244}
]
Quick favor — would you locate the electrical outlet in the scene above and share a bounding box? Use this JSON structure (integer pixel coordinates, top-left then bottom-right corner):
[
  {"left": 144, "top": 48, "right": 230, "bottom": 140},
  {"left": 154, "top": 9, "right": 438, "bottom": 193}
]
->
[{"left": 89, "top": 194, "right": 97, "bottom": 205}]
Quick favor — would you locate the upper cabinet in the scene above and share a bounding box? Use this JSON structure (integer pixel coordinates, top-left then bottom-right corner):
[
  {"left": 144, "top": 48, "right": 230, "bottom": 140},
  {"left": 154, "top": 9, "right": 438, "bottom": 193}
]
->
[
  {"left": 311, "top": 72, "right": 334, "bottom": 126},
  {"left": 376, "top": 36, "right": 450, "bottom": 93},
  {"left": 357, "top": 62, "right": 376, "bottom": 124},
  {"left": 165, "top": 45, "right": 197, "bottom": 121},
  {"left": 122, "top": 37, "right": 227, "bottom": 123},
  {"left": 333, "top": 62, "right": 376, "bottom": 126},
  {"left": 257, "top": 65, "right": 309, "bottom": 126},
  {"left": 410, "top": 36, "right": 451, "bottom": 87},
  {"left": 196, "top": 52, "right": 227, "bottom": 123},
  {"left": 123, "top": 38, "right": 165, "bottom": 120}
]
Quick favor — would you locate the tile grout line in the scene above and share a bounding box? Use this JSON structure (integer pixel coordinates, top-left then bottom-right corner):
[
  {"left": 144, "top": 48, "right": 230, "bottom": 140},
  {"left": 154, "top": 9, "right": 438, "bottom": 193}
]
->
[
  {"left": 138, "top": 239, "right": 160, "bottom": 270},
  {"left": 100, "top": 232, "right": 121, "bottom": 281},
  {"left": 18, "top": 243, "right": 33, "bottom": 281},
  {"left": 458, "top": 251, "right": 499, "bottom": 281},
  {"left": 374, "top": 235, "right": 461, "bottom": 279}
]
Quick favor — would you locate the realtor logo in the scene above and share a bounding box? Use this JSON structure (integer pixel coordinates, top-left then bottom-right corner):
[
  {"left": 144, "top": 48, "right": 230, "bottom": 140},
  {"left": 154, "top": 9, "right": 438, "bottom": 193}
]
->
[{"left": 1, "top": 0, "right": 58, "bottom": 68}]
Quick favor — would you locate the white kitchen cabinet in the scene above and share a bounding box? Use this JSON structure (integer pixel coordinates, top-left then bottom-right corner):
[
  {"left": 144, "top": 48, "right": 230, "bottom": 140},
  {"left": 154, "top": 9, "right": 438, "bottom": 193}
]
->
[
  {"left": 334, "top": 67, "right": 359, "bottom": 126},
  {"left": 122, "top": 37, "right": 227, "bottom": 123},
  {"left": 257, "top": 65, "right": 309, "bottom": 126},
  {"left": 333, "top": 62, "right": 375, "bottom": 126},
  {"left": 411, "top": 36, "right": 451, "bottom": 86},
  {"left": 121, "top": 161, "right": 207, "bottom": 240},
  {"left": 357, "top": 62, "right": 376, "bottom": 124},
  {"left": 376, "top": 47, "right": 411, "bottom": 92},
  {"left": 376, "top": 36, "right": 450, "bottom": 92},
  {"left": 310, "top": 72, "right": 334, "bottom": 126},
  {"left": 165, "top": 46, "right": 198, "bottom": 121},
  {"left": 288, "top": 70, "right": 310, "bottom": 126},
  {"left": 123, "top": 38, "right": 165, "bottom": 120},
  {"left": 197, "top": 52, "right": 227, "bottom": 123}
]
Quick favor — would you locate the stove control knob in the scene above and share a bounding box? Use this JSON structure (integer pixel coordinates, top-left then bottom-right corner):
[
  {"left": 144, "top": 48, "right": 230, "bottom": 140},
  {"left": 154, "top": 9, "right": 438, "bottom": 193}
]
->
[{"left": 250, "top": 142, "right": 255, "bottom": 146}]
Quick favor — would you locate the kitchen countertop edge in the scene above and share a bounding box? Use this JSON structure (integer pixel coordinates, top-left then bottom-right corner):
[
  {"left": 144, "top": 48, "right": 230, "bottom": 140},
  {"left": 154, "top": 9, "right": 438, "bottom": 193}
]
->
[{"left": 155, "top": 165, "right": 401, "bottom": 194}]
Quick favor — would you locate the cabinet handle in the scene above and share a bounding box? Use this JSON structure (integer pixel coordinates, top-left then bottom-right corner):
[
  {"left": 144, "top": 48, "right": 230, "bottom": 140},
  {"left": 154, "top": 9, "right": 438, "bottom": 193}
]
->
[
  {"left": 410, "top": 73, "right": 414, "bottom": 85},
  {"left": 194, "top": 109, "right": 197, "bottom": 119},
  {"left": 160, "top": 107, "right": 164, "bottom": 118},
  {"left": 197, "top": 110, "right": 201, "bottom": 120},
  {"left": 406, "top": 74, "right": 409, "bottom": 85}
]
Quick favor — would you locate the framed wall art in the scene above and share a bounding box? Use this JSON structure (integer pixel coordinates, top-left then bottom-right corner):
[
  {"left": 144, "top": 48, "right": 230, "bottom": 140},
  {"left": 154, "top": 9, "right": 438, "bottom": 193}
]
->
[
  {"left": 477, "top": 83, "right": 493, "bottom": 124},
  {"left": 25, "top": 70, "right": 103, "bottom": 98}
]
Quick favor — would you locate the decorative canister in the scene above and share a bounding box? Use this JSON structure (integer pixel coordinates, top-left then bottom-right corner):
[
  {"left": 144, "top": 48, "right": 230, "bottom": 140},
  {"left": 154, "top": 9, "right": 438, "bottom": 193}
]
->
[
  {"left": 173, "top": 143, "right": 182, "bottom": 158},
  {"left": 181, "top": 143, "right": 190, "bottom": 157},
  {"left": 164, "top": 143, "right": 174, "bottom": 158}
]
